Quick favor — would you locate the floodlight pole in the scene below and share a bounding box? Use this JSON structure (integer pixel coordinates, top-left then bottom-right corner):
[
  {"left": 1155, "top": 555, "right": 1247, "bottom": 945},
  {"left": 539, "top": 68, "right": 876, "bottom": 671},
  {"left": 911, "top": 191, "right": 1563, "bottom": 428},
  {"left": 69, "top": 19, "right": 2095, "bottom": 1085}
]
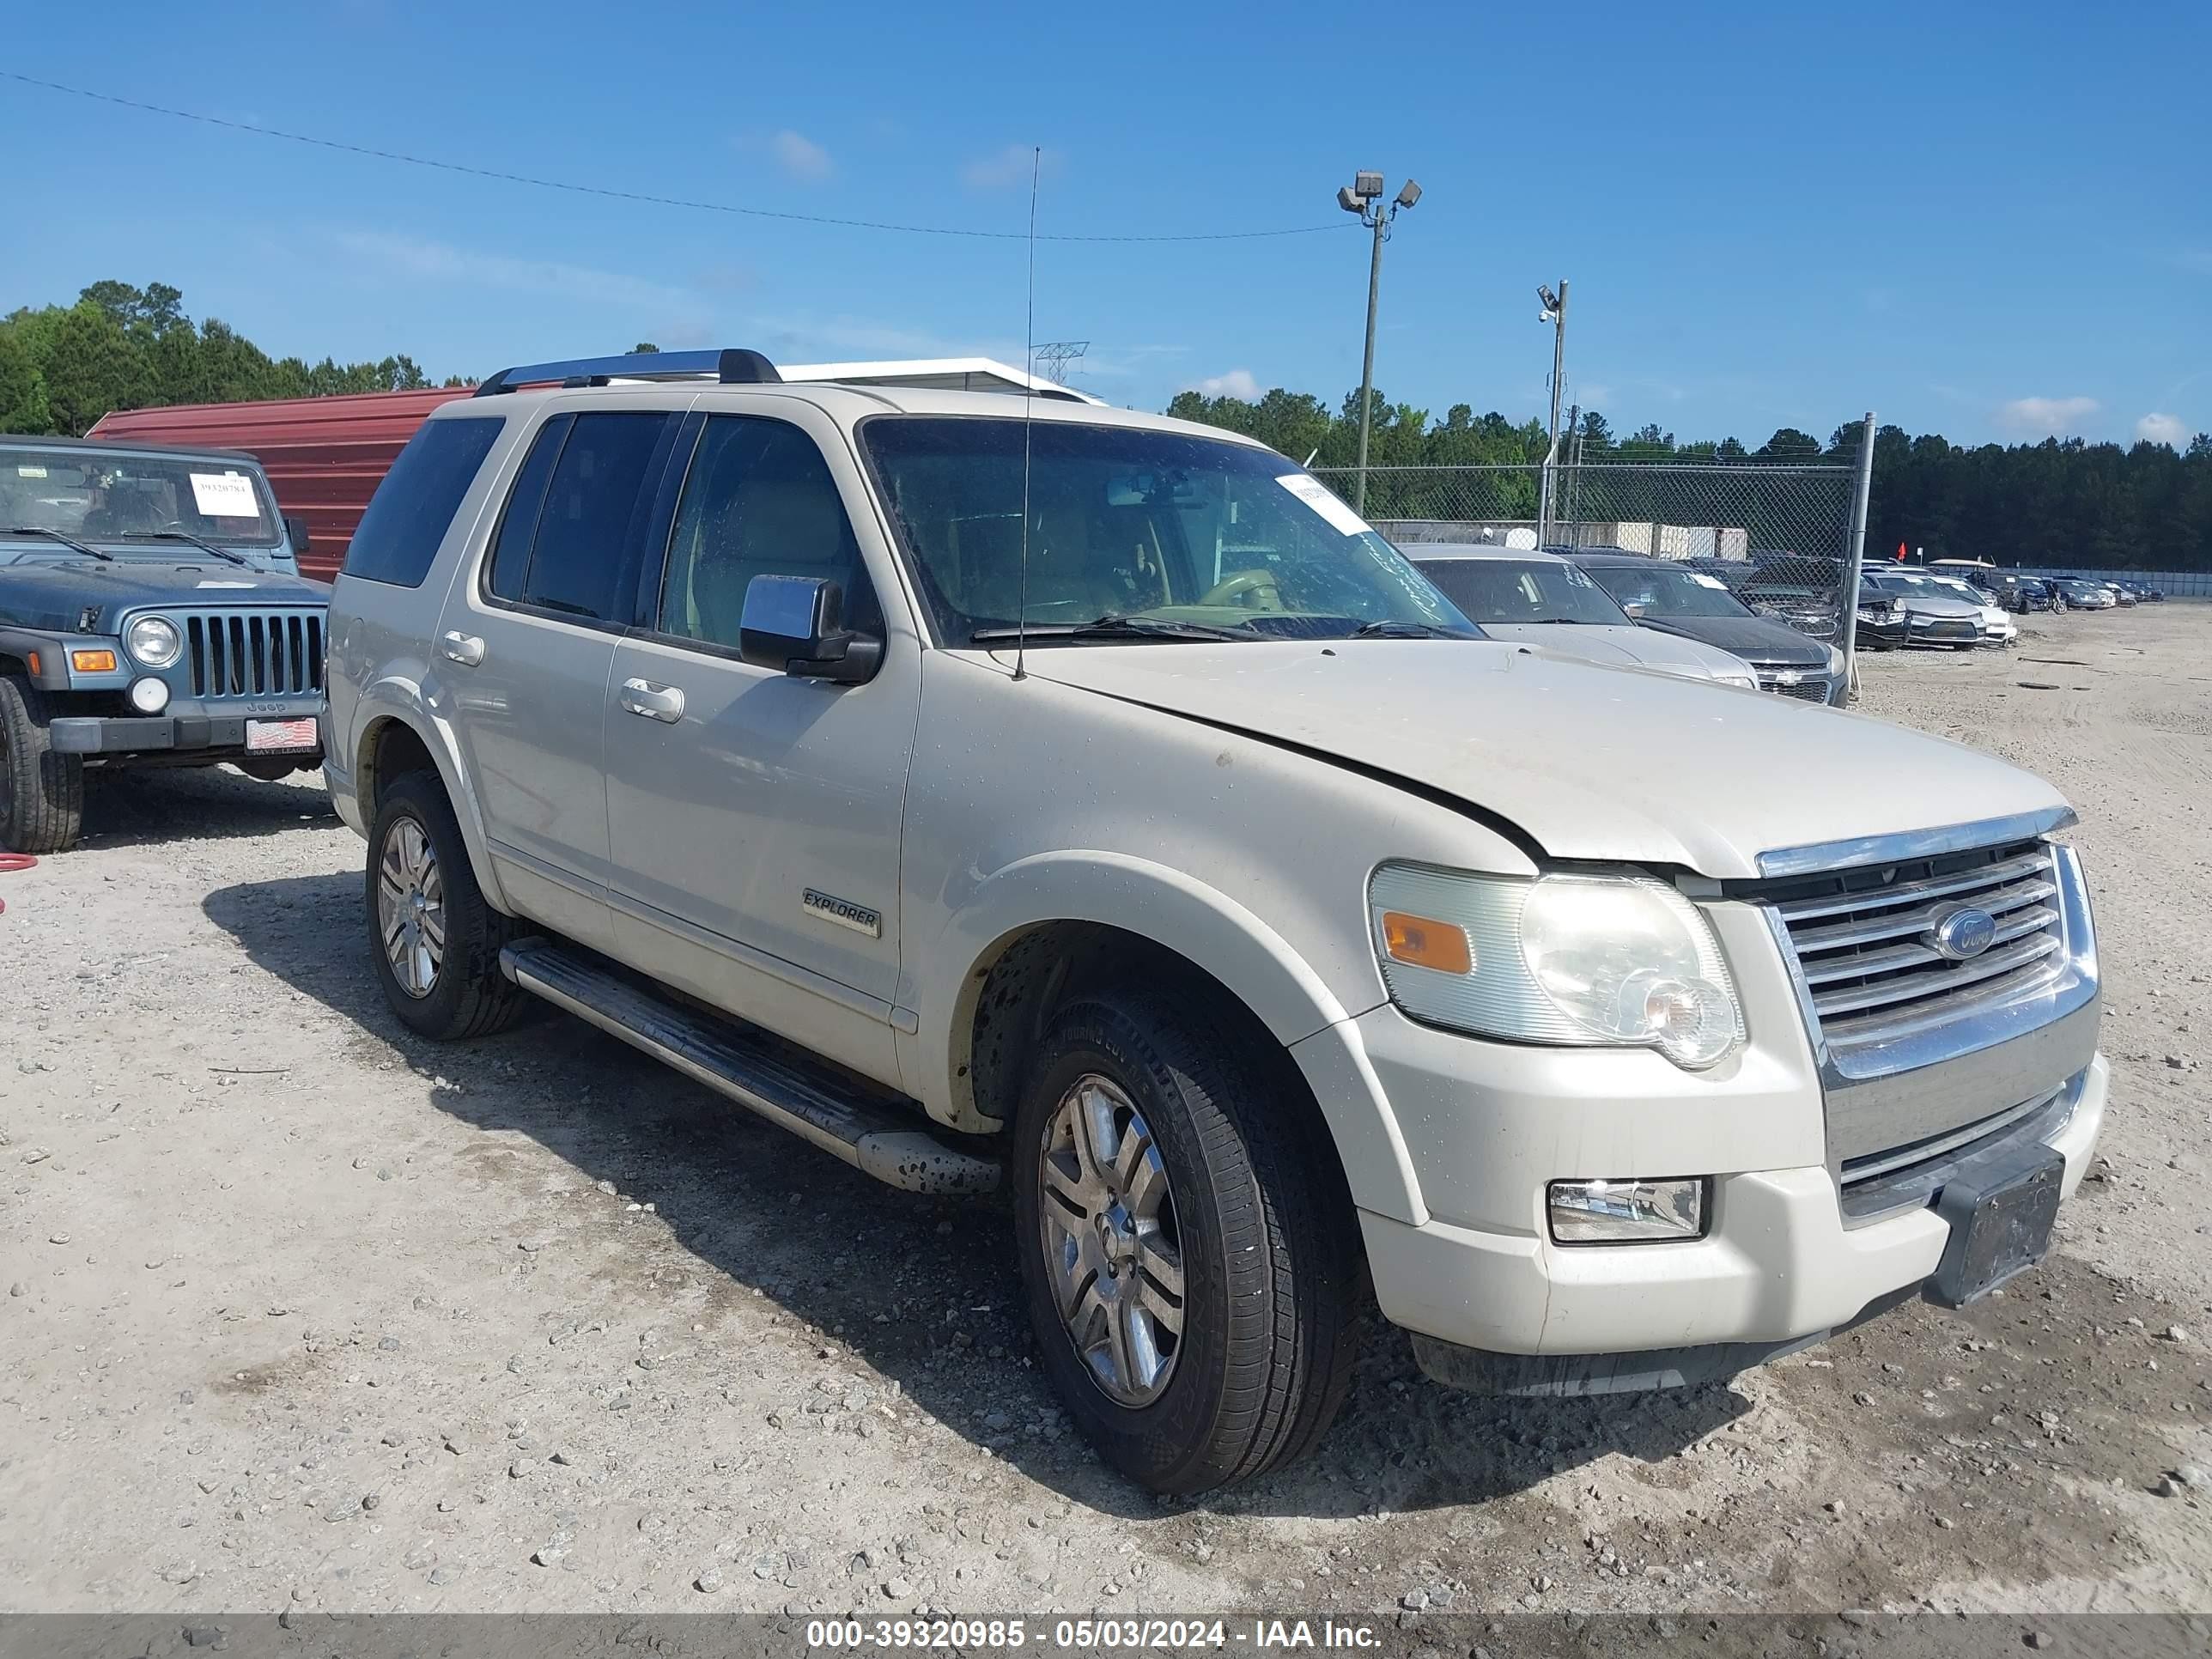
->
[
  {"left": 1340, "top": 173, "right": 1419, "bottom": 514},
  {"left": 1354, "top": 208, "right": 1387, "bottom": 513},
  {"left": 1537, "top": 279, "right": 1568, "bottom": 544}
]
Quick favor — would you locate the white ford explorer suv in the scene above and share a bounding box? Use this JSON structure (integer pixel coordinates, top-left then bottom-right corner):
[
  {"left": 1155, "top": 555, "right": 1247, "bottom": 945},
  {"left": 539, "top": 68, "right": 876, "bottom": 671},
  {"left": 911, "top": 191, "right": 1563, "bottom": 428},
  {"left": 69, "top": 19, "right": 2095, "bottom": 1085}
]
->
[{"left": 324, "top": 349, "right": 2104, "bottom": 1494}]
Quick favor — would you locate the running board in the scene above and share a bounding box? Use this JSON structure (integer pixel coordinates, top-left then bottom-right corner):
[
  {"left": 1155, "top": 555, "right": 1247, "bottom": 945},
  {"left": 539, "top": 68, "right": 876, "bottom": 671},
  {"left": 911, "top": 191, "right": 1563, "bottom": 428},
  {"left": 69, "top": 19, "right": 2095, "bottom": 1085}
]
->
[{"left": 499, "top": 939, "right": 1000, "bottom": 1195}]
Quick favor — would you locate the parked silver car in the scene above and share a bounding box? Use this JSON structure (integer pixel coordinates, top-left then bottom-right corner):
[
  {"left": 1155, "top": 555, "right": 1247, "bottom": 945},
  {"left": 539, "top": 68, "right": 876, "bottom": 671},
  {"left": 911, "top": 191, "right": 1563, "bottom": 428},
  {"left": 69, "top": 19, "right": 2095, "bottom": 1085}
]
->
[
  {"left": 323, "top": 349, "right": 2105, "bottom": 1494},
  {"left": 1862, "top": 570, "right": 2004, "bottom": 647},
  {"left": 1410, "top": 544, "right": 1759, "bottom": 690}
]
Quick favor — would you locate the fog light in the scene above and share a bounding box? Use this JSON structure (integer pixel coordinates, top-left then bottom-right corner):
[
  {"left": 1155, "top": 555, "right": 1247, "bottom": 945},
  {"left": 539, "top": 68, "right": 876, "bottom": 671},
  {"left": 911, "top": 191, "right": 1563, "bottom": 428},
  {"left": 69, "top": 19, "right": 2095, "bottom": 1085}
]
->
[
  {"left": 127, "top": 676, "right": 171, "bottom": 714},
  {"left": 1548, "top": 1177, "right": 1706, "bottom": 1244}
]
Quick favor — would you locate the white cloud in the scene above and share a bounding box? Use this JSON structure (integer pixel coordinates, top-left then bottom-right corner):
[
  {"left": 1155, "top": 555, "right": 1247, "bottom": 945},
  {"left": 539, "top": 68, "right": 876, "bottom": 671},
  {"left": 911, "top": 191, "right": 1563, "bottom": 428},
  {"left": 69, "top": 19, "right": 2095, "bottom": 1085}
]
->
[
  {"left": 1996, "top": 395, "right": 2100, "bottom": 435},
  {"left": 330, "top": 229, "right": 695, "bottom": 314},
  {"left": 2136, "top": 412, "right": 2190, "bottom": 448},
  {"left": 962, "top": 144, "right": 1060, "bottom": 190},
  {"left": 1185, "top": 368, "right": 1261, "bottom": 401},
  {"left": 770, "top": 129, "right": 835, "bottom": 184}
]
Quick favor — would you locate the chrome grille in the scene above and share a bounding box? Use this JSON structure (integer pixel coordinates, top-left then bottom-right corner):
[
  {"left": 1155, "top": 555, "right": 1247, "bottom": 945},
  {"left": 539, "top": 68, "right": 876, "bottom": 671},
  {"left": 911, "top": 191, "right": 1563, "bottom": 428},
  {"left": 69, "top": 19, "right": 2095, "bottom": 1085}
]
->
[
  {"left": 1755, "top": 671, "right": 1830, "bottom": 702},
  {"left": 176, "top": 610, "right": 325, "bottom": 700},
  {"left": 1838, "top": 1080, "right": 2075, "bottom": 1222},
  {"left": 1765, "top": 839, "right": 2065, "bottom": 1054}
]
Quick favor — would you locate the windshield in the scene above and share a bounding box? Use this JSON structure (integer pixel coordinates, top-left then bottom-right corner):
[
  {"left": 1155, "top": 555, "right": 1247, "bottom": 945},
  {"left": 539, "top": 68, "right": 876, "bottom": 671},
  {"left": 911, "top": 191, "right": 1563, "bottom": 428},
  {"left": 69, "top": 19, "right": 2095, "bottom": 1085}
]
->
[
  {"left": 1415, "top": 556, "right": 1627, "bottom": 626},
  {"left": 0, "top": 446, "right": 282, "bottom": 550},
  {"left": 1581, "top": 562, "right": 1754, "bottom": 620},
  {"left": 859, "top": 417, "right": 1474, "bottom": 643}
]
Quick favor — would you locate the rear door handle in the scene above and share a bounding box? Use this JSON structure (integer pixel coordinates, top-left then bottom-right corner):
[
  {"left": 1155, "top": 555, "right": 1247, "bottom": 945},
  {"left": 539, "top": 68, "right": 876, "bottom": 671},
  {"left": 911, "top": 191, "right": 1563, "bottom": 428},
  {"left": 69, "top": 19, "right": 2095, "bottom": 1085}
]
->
[
  {"left": 619, "top": 678, "right": 685, "bottom": 723},
  {"left": 440, "top": 631, "right": 484, "bottom": 667}
]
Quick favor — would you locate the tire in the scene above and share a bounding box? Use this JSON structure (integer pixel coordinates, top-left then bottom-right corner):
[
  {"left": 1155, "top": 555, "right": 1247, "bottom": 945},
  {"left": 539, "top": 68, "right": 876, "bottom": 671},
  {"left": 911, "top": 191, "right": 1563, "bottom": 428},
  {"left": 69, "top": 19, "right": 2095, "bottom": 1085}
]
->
[
  {"left": 0, "top": 672, "right": 84, "bottom": 854},
  {"left": 365, "top": 770, "right": 531, "bottom": 1041},
  {"left": 1011, "top": 988, "right": 1362, "bottom": 1494}
]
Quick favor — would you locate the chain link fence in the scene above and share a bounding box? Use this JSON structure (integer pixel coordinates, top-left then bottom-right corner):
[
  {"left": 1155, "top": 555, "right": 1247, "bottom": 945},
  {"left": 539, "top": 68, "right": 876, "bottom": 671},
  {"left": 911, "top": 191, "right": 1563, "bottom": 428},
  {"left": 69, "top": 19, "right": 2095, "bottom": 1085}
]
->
[{"left": 1314, "top": 434, "right": 1878, "bottom": 666}]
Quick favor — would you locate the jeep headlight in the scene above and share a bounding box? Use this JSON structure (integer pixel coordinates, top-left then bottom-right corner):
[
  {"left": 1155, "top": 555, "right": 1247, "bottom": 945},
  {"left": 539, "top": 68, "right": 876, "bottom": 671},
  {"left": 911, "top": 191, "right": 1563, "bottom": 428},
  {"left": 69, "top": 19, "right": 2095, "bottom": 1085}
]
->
[
  {"left": 125, "top": 615, "right": 183, "bottom": 669},
  {"left": 1370, "top": 865, "right": 1744, "bottom": 1069}
]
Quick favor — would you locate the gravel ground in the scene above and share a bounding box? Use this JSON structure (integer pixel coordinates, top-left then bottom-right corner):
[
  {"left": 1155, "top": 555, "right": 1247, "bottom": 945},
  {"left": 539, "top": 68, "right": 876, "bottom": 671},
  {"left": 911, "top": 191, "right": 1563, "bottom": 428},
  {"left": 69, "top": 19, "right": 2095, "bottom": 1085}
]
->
[{"left": 3, "top": 605, "right": 2209, "bottom": 1620}]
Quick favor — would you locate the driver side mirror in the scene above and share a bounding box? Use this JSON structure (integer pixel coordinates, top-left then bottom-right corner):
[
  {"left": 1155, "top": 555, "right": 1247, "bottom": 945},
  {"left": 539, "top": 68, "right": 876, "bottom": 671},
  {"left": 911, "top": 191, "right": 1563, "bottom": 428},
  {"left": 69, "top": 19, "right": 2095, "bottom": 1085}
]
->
[
  {"left": 738, "top": 574, "right": 881, "bottom": 684},
  {"left": 283, "top": 515, "right": 312, "bottom": 556}
]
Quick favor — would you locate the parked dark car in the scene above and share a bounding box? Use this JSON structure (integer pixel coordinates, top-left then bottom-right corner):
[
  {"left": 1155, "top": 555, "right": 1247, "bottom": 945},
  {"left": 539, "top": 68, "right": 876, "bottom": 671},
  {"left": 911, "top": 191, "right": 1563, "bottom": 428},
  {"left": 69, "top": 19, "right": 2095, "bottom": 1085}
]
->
[
  {"left": 1853, "top": 581, "right": 1911, "bottom": 650},
  {"left": 1571, "top": 551, "right": 1847, "bottom": 705},
  {"left": 1736, "top": 580, "right": 1842, "bottom": 642},
  {"left": 0, "top": 434, "right": 328, "bottom": 852}
]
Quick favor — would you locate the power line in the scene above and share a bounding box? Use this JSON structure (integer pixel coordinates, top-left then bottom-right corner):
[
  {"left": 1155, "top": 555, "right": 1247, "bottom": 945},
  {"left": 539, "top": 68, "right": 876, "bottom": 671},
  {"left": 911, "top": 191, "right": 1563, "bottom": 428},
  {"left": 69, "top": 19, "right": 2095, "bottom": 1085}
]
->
[{"left": 2, "top": 74, "right": 1355, "bottom": 245}]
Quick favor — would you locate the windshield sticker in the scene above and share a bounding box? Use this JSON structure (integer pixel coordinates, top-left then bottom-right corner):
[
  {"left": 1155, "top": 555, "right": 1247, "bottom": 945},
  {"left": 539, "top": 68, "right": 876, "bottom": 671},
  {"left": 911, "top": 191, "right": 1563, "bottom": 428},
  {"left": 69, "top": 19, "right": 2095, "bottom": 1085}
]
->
[
  {"left": 15, "top": 465, "right": 46, "bottom": 478},
  {"left": 189, "top": 471, "right": 260, "bottom": 518},
  {"left": 1275, "top": 474, "right": 1372, "bottom": 538},
  {"left": 195, "top": 580, "right": 258, "bottom": 589},
  {"left": 1689, "top": 573, "right": 1729, "bottom": 589}
]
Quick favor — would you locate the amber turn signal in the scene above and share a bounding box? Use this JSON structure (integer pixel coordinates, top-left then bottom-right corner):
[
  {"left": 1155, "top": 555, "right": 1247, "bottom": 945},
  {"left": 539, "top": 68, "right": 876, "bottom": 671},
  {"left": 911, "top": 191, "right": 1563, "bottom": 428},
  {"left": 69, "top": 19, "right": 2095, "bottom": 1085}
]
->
[
  {"left": 70, "top": 648, "right": 118, "bottom": 673},
  {"left": 1380, "top": 910, "right": 1474, "bottom": 975}
]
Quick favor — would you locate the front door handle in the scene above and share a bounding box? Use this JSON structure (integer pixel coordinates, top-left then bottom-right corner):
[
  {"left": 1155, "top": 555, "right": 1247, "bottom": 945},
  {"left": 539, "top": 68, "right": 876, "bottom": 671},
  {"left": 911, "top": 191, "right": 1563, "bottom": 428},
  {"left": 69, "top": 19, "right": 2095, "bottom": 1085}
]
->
[
  {"left": 619, "top": 678, "right": 685, "bottom": 723},
  {"left": 440, "top": 631, "right": 485, "bottom": 667}
]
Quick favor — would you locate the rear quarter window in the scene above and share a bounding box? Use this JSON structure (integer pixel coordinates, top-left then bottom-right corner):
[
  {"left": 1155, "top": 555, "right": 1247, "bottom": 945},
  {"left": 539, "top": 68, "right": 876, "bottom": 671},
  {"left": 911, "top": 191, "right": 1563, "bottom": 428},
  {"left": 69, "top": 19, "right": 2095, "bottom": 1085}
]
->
[{"left": 343, "top": 416, "right": 505, "bottom": 587}]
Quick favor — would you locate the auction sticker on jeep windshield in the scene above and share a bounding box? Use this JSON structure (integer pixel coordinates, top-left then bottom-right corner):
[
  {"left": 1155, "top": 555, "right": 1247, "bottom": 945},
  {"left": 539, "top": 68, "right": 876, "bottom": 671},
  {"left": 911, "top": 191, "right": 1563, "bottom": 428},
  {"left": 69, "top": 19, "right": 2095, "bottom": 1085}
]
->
[
  {"left": 189, "top": 471, "right": 261, "bottom": 518},
  {"left": 1276, "top": 473, "right": 1373, "bottom": 538}
]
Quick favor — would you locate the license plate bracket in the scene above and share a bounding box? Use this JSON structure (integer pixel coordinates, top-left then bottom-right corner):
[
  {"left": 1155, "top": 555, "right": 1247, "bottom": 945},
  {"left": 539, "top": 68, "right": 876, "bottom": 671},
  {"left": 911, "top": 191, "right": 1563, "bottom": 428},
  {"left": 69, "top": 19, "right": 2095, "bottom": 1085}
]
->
[
  {"left": 1926, "top": 1142, "right": 2064, "bottom": 1307},
  {"left": 245, "top": 716, "right": 319, "bottom": 754}
]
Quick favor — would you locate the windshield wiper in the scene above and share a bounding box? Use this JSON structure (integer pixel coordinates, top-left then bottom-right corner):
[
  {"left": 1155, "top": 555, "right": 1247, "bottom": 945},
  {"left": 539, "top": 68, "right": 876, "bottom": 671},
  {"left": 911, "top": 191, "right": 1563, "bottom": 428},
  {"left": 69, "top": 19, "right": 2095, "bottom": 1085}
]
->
[
  {"left": 128, "top": 527, "right": 252, "bottom": 568},
  {"left": 1520, "top": 617, "right": 1593, "bottom": 625},
  {"left": 1349, "top": 619, "right": 1462, "bottom": 639},
  {"left": 970, "top": 614, "right": 1258, "bottom": 645},
  {"left": 4, "top": 525, "right": 112, "bottom": 562}
]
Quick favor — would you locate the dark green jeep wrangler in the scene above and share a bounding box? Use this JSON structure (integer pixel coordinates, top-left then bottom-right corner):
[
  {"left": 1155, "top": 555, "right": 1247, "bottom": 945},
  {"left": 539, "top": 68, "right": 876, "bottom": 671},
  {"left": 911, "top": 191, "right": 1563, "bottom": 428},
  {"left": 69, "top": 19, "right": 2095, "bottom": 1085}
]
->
[{"left": 0, "top": 434, "right": 329, "bottom": 853}]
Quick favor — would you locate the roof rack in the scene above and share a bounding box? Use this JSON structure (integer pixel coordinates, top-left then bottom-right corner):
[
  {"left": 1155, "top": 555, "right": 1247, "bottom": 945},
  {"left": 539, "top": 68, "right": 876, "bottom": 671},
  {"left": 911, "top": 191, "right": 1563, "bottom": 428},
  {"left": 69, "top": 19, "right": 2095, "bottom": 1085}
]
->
[{"left": 472, "top": 348, "right": 781, "bottom": 398}]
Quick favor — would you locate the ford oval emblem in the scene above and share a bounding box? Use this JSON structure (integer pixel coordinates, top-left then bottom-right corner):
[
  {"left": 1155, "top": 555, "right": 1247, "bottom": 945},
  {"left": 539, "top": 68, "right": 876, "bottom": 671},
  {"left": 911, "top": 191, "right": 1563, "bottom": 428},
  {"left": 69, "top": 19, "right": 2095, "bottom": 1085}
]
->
[{"left": 1930, "top": 905, "right": 1999, "bottom": 961}]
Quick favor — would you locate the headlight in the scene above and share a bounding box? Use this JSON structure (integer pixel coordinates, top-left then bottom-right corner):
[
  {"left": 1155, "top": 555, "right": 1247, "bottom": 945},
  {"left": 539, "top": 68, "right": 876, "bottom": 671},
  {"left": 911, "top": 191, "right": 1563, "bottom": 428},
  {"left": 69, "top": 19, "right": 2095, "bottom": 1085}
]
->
[
  {"left": 125, "top": 615, "right": 182, "bottom": 668},
  {"left": 1715, "top": 669, "right": 1759, "bottom": 691},
  {"left": 1369, "top": 865, "right": 1745, "bottom": 1069},
  {"left": 1824, "top": 644, "right": 1845, "bottom": 673}
]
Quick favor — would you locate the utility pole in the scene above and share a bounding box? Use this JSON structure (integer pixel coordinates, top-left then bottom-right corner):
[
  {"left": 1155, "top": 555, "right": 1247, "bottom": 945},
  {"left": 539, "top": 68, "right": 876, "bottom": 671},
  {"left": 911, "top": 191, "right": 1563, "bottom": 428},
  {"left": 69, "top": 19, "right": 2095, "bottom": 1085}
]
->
[
  {"left": 1336, "top": 172, "right": 1422, "bottom": 513},
  {"left": 1838, "top": 410, "right": 1878, "bottom": 675},
  {"left": 1536, "top": 281, "right": 1568, "bottom": 544},
  {"left": 1560, "top": 400, "right": 1580, "bottom": 545}
]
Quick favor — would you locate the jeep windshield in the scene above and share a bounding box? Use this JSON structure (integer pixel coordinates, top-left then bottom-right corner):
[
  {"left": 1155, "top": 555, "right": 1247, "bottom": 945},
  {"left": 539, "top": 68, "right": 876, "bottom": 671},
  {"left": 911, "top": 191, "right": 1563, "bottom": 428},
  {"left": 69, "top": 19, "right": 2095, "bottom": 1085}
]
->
[
  {"left": 0, "top": 445, "right": 282, "bottom": 552},
  {"left": 859, "top": 417, "right": 1476, "bottom": 644},
  {"left": 1582, "top": 562, "right": 1757, "bottom": 620}
]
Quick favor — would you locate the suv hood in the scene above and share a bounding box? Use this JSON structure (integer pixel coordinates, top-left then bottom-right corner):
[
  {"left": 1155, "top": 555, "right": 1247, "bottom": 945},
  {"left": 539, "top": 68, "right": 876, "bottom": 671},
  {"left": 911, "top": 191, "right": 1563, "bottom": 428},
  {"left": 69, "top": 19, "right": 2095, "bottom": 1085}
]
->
[
  {"left": 1017, "top": 641, "right": 2063, "bottom": 879},
  {"left": 0, "top": 559, "right": 327, "bottom": 634},
  {"left": 1637, "top": 612, "right": 1829, "bottom": 665},
  {"left": 1474, "top": 622, "right": 1753, "bottom": 684}
]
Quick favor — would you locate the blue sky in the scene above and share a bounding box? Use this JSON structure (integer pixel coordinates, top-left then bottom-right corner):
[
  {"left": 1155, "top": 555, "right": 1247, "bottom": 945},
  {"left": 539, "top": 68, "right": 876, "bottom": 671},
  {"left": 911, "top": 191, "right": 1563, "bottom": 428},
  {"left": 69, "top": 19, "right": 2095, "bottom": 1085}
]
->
[{"left": 4, "top": 1, "right": 2206, "bottom": 447}]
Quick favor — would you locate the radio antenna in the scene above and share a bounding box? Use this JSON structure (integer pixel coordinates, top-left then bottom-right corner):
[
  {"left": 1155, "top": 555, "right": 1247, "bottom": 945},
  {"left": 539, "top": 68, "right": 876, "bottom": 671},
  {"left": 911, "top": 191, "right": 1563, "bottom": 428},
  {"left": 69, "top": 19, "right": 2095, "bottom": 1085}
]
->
[{"left": 1013, "top": 144, "right": 1040, "bottom": 682}]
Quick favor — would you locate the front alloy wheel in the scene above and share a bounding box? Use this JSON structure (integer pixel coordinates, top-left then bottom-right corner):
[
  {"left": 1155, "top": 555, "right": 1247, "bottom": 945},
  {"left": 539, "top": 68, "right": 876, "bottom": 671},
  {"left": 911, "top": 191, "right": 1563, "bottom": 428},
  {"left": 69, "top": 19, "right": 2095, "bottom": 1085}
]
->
[
  {"left": 376, "top": 816, "right": 446, "bottom": 999},
  {"left": 1036, "top": 1075, "right": 1185, "bottom": 1405}
]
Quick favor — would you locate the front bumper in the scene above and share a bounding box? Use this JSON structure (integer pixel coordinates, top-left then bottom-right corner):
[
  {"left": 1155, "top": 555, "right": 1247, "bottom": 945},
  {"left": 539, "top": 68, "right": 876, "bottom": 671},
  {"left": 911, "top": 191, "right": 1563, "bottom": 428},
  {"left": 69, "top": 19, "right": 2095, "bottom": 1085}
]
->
[
  {"left": 50, "top": 708, "right": 324, "bottom": 761},
  {"left": 1361, "top": 1054, "right": 2104, "bottom": 1376},
  {"left": 1339, "top": 880, "right": 2106, "bottom": 1380}
]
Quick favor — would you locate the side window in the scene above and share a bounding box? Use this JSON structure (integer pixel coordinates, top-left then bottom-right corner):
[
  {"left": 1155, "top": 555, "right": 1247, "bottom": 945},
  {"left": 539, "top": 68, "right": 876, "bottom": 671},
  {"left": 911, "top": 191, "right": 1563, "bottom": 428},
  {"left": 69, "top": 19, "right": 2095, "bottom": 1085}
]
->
[
  {"left": 342, "top": 416, "right": 503, "bottom": 587},
  {"left": 515, "top": 412, "right": 672, "bottom": 622},
  {"left": 657, "top": 416, "right": 881, "bottom": 649},
  {"left": 484, "top": 415, "right": 570, "bottom": 602}
]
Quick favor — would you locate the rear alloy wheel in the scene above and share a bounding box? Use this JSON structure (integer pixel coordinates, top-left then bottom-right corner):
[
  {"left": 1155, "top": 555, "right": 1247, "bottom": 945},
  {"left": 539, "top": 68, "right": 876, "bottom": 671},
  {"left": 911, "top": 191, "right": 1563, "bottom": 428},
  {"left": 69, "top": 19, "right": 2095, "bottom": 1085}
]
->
[
  {"left": 365, "top": 772, "right": 531, "bottom": 1040},
  {"left": 1012, "top": 990, "right": 1362, "bottom": 1494}
]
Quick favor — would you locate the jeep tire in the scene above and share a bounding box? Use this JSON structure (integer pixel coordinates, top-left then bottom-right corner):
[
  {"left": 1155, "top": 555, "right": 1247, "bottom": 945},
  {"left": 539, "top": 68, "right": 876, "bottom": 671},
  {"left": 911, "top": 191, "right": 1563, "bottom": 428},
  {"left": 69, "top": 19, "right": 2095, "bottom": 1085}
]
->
[
  {"left": 0, "top": 672, "right": 84, "bottom": 854},
  {"left": 1012, "top": 989, "right": 1362, "bottom": 1494},
  {"left": 366, "top": 771, "right": 531, "bottom": 1041}
]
